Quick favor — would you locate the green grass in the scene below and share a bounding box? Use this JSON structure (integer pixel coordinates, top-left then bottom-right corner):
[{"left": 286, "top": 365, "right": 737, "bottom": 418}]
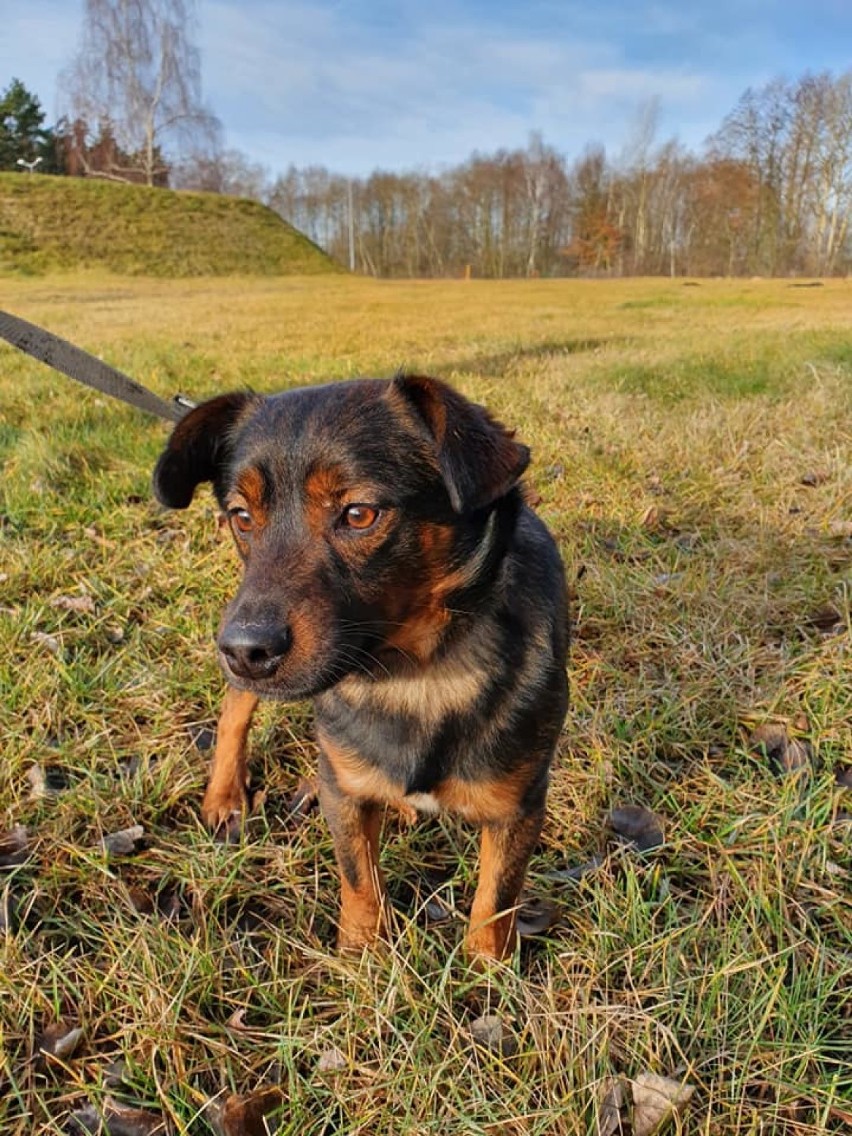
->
[
  {"left": 0, "top": 274, "right": 850, "bottom": 1134},
  {"left": 0, "top": 174, "right": 337, "bottom": 277}
]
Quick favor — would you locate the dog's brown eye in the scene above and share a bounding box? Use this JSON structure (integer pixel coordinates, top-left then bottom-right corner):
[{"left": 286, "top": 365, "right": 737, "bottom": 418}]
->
[
  {"left": 341, "top": 504, "right": 379, "bottom": 530},
  {"left": 229, "top": 507, "right": 253, "bottom": 535}
]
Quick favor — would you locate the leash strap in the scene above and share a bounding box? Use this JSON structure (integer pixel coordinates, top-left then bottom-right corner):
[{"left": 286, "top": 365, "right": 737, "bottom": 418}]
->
[{"left": 0, "top": 308, "right": 193, "bottom": 422}]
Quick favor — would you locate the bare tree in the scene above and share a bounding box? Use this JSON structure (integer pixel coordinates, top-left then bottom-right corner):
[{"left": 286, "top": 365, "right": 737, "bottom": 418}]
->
[
  {"left": 61, "top": 0, "right": 220, "bottom": 185},
  {"left": 172, "top": 148, "right": 270, "bottom": 199}
]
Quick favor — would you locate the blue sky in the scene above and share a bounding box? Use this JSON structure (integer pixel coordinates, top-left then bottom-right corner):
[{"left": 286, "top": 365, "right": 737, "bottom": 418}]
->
[{"left": 2, "top": 0, "right": 850, "bottom": 176}]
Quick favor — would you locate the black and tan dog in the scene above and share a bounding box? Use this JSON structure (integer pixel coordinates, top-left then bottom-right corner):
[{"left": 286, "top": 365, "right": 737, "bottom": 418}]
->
[{"left": 153, "top": 374, "right": 568, "bottom": 960}]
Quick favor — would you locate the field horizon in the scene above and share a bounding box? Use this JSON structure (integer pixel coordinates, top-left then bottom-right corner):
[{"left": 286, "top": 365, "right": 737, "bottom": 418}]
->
[{"left": 1, "top": 272, "right": 850, "bottom": 1135}]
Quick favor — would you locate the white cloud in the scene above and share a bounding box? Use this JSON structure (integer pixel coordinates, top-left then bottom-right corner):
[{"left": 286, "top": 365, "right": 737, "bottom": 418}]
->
[
  {"left": 3, "top": 0, "right": 846, "bottom": 179},
  {"left": 199, "top": 1, "right": 720, "bottom": 174}
]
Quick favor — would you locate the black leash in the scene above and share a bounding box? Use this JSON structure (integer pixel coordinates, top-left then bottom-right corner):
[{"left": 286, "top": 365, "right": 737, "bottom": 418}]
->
[{"left": 0, "top": 308, "right": 195, "bottom": 422}]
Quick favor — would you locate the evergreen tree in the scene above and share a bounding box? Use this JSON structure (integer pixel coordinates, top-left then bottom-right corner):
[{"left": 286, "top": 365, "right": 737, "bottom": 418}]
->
[{"left": 0, "top": 78, "right": 53, "bottom": 171}]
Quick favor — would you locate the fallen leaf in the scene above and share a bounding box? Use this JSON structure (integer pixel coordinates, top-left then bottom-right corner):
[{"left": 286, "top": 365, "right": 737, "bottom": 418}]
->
[
  {"left": 68, "top": 1096, "right": 169, "bottom": 1135},
  {"left": 673, "top": 533, "right": 700, "bottom": 552},
  {"left": 598, "top": 1076, "right": 629, "bottom": 1136},
  {"left": 36, "top": 1019, "right": 84, "bottom": 1067},
  {"left": 100, "top": 826, "right": 146, "bottom": 857},
  {"left": 286, "top": 777, "right": 318, "bottom": 822},
  {"left": 470, "top": 1013, "right": 517, "bottom": 1057},
  {"left": 126, "top": 886, "right": 154, "bottom": 915},
  {"left": 190, "top": 725, "right": 216, "bottom": 752},
  {"left": 207, "top": 1088, "right": 284, "bottom": 1136},
  {"left": 51, "top": 594, "right": 96, "bottom": 615},
  {"left": 26, "top": 765, "right": 47, "bottom": 800},
  {"left": 750, "top": 723, "right": 812, "bottom": 777},
  {"left": 607, "top": 805, "right": 664, "bottom": 851},
  {"left": 652, "top": 572, "right": 684, "bottom": 588},
  {"left": 316, "top": 1046, "right": 348, "bottom": 1075},
  {"left": 631, "top": 1072, "right": 695, "bottom": 1136},
  {"left": 0, "top": 825, "right": 29, "bottom": 868},
  {"left": 30, "top": 630, "right": 61, "bottom": 654},
  {"left": 516, "top": 895, "right": 559, "bottom": 937},
  {"left": 805, "top": 605, "right": 843, "bottom": 634},
  {"left": 424, "top": 895, "right": 453, "bottom": 925},
  {"left": 103, "top": 1060, "right": 130, "bottom": 1089},
  {"left": 546, "top": 854, "right": 604, "bottom": 882},
  {"left": 799, "top": 470, "right": 828, "bottom": 487}
]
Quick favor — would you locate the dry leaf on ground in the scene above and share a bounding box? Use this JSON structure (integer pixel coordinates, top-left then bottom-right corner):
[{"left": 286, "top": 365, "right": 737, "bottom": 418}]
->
[
  {"left": 547, "top": 854, "right": 604, "bottom": 882},
  {"left": 68, "top": 1096, "right": 169, "bottom": 1135},
  {"left": 607, "top": 805, "right": 664, "bottom": 851},
  {"left": 470, "top": 1013, "right": 518, "bottom": 1057},
  {"left": 30, "top": 630, "right": 61, "bottom": 654},
  {"left": 189, "top": 725, "right": 216, "bottom": 752},
  {"left": 750, "top": 723, "right": 812, "bottom": 777},
  {"left": 598, "top": 1076, "right": 629, "bottom": 1136},
  {"left": 424, "top": 895, "right": 453, "bottom": 925},
  {"left": 805, "top": 604, "right": 843, "bottom": 634},
  {"left": 0, "top": 825, "right": 28, "bottom": 868},
  {"left": 316, "top": 1046, "right": 348, "bottom": 1075},
  {"left": 36, "top": 1019, "right": 84, "bottom": 1068},
  {"left": 286, "top": 777, "right": 318, "bottom": 822},
  {"left": 207, "top": 1087, "right": 284, "bottom": 1136},
  {"left": 27, "top": 764, "right": 49, "bottom": 800},
  {"left": 516, "top": 895, "right": 559, "bottom": 937},
  {"left": 100, "top": 826, "right": 146, "bottom": 857},
  {"left": 51, "top": 594, "right": 96, "bottom": 614},
  {"left": 631, "top": 1073, "right": 695, "bottom": 1136}
]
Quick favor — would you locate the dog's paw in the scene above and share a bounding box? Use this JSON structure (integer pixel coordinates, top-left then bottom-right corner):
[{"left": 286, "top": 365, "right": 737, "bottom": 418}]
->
[
  {"left": 336, "top": 907, "right": 387, "bottom": 954},
  {"left": 465, "top": 919, "right": 516, "bottom": 963},
  {"left": 201, "top": 785, "right": 249, "bottom": 842}
]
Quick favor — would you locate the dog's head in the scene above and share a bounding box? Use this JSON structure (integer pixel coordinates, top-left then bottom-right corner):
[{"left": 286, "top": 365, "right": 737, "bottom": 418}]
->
[{"left": 153, "top": 375, "right": 529, "bottom": 699}]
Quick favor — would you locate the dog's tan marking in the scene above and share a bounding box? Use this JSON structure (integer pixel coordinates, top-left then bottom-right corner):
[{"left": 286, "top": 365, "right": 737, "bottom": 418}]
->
[
  {"left": 201, "top": 686, "right": 259, "bottom": 832},
  {"left": 336, "top": 802, "right": 387, "bottom": 950},
  {"left": 336, "top": 646, "right": 487, "bottom": 722},
  {"left": 235, "top": 467, "right": 267, "bottom": 520},
  {"left": 318, "top": 729, "right": 406, "bottom": 803},
  {"left": 466, "top": 824, "right": 518, "bottom": 960}
]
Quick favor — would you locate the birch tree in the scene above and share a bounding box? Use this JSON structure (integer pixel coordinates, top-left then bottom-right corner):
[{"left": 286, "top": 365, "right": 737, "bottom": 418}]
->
[{"left": 61, "top": 0, "right": 219, "bottom": 185}]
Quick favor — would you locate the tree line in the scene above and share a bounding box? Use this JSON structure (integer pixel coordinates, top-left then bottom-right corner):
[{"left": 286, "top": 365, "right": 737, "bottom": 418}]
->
[
  {"left": 2, "top": 0, "right": 850, "bottom": 277},
  {"left": 263, "top": 75, "right": 852, "bottom": 279}
]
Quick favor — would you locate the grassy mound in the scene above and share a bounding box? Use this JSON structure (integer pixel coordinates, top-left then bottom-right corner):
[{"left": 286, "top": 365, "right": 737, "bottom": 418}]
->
[{"left": 0, "top": 172, "right": 338, "bottom": 276}]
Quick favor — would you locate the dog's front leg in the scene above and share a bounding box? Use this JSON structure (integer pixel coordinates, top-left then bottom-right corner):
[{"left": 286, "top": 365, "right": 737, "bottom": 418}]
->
[
  {"left": 467, "top": 808, "right": 544, "bottom": 961},
  {"left": 317, "top": 755, "right": 387, "bottom": 951},
  {"left": 201, "top": 685, "right": 259, "bottom": 838}
]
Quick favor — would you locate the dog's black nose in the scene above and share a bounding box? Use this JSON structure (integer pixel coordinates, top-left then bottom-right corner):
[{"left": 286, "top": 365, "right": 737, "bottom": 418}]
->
[{"left": 218, "top": 621, "right": 291, "bottom": 680}]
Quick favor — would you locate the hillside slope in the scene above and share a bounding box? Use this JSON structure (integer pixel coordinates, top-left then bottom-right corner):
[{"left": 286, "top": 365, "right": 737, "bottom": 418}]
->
[{"left": 0, "top": 173, "right": 338, "bottom": 276}]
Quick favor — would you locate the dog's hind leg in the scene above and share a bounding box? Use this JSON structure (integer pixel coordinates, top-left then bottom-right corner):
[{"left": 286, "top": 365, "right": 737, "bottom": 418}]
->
[
  {"left": 466, "top": 807, "right": 544, "bottom": 961},
  {"left": 201, "top": 685, "right": 259, "bottom": 839}
]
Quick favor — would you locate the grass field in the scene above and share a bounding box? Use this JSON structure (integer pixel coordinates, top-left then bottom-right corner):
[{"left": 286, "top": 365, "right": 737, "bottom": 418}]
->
[{"left": 0, "top": 273, "right": 850, "bottom": 1135}]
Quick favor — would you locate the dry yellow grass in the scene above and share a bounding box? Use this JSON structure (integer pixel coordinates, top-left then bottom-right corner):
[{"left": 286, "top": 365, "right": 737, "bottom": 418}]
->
[{"left": 0, "top": 272, "right": 850, "bottom": 1134}]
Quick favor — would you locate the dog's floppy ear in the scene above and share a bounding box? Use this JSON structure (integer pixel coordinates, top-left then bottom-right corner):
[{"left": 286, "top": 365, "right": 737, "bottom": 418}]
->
[
  {"left": 153, "top": 392, "right": 255, "bottom": 509},
  {"left": 389, "top": 374, "right": 530, "bottom": 512}
]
